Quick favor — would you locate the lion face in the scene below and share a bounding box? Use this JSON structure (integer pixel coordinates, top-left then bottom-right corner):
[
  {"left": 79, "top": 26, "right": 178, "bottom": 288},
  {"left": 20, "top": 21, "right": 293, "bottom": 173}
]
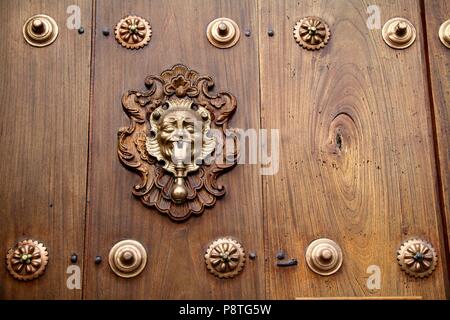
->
[
  {"left": 156, "top": 110, "right": 202, "bottom": 163},
  {"left": 146, "top": 98, "right": 216, "bottom": 177}
]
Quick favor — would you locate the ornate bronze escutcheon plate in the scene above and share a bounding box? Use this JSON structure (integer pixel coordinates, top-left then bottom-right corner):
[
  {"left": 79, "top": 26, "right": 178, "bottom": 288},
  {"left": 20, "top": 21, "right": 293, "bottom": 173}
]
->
[{"left": 118, "top": 64, "right": 238, "bottom": 221}]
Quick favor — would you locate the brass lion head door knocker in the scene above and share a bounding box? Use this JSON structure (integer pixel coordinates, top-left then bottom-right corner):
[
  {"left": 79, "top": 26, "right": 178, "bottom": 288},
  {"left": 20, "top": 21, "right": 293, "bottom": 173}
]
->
[{"left": 118, "top": 64, "right": 237, "bottom": 221}]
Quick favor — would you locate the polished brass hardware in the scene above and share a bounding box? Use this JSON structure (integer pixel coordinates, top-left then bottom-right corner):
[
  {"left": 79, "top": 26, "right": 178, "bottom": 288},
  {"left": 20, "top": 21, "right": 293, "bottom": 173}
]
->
[
  {"left": 108, "top": 240, "right": 147, "bottom": 278},
  {"left": 397, "top": 239, "right": 437, "bottom": 278},
  {"left": 22, "top": 14, "right": 58, "bottom": 47},
  {"left": 6, "top": 239, "right": 48, "bottom": 281},
  {"left": 114, "top": 16, "right": 151, "bottom": 49},
  {"left": 382, "top": 17, "right": 416, "bottom": 49},
  {"left": 305, "top": 238, "right": 343, "bottom": 276},
  {"left": 439, "top": 20, "right": 450, "bottom": 49},
  {"left": 147, "top": 98, "right": 216, "bottom": 204},
  {"left": 205, "top": 237, "right": 245, "bottom": 278},
  {"left": 293, "top": 17, "right": 330, "bottom": 50},
  {"left": 118, "top": 64, "right": 238, "bottom": 221},
  {"left": 206, "top": 17, "right": 240, "bottom": 48}
]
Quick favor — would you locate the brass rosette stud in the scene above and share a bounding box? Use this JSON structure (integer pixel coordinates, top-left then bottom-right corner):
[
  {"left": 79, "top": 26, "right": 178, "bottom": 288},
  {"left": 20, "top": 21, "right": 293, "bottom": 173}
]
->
[
  {"left": 438, "top": 20, "right": 450, "bottom": 49},
  {"left": 6, "top": 239, "right": 49, "bottom": 281},
  {"left": 115, "top": 16, "right": 152, "bottom": 49},
  {"left": 23, "top": 14, "right": 58, "bottom": 47},
  {"left": 293, "top": 16, "right": 330, "bottom": 50},
  {"left": 397, "top": 239, "right": 437, "bottom": 278},
  {"left": 205, "top": 237, "right": 245, "bottom": 279},
  {"left": 382, "top": 17, "right": 416, "bottom": 49}
]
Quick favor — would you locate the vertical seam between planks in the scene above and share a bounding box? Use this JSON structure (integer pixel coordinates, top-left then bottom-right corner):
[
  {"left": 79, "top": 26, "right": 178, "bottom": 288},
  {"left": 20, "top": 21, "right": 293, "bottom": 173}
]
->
[
  {"left": 256, "top": 0, "right": 268, "bottom": 300},
  {"left": 82, "top": 0, "right": 96, "bottom": 300},
  {"left": 419, "top": 0, "right": 450, "bottom": 298}
]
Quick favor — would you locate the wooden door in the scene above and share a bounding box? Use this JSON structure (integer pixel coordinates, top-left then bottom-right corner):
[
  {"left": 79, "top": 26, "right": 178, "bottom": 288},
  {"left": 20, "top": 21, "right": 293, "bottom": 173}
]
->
[
  {"left": 423, "top": 0, "right": 450, "bottom": 273},
  {"left": 0, "top": 0, "right": 92, "bottom": 299},
  {"left": 83, "top": 0, "right": 264, "bottom": 299},
  {"left": 0, "top": 0, "right": 449, "bottom": 300},
  {"left": 260, "top": 0, "right": 448, "bottom": 299}
]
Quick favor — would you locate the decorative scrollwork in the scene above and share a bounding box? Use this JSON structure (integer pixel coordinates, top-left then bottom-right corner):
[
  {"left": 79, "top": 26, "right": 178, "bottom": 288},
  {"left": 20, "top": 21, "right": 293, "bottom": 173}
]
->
[{"left": 118, "top": 64, "right": 238, "bottom": 221}]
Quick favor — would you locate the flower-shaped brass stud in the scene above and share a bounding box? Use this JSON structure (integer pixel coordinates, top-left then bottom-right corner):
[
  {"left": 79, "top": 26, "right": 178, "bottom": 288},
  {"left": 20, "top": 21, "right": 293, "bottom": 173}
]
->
[
  {"left": 293, "top": 17, "right": 331, "bottom": 50},
  {"left": 439, "top": 20, "right": 450, "bottom": 49},
  {"left": 205, "top": 237, "right": 245, "bottom": 279},
  {"left": 6, "top": 239, "right": 49, "bottom": 281},
  {"left": 114, "top": 16, "right": 152, "bottom": 49},
  {"left": 382, "top": 17, "right": 416, "bottom": 49},
  {"left": 206, "top": 17, "right": 240, "bottom": 49},
  {"left": 305, "top": 238, "right": 343, "bottom": 276},
  {"left": 22, "top": 14, "right": 58, "bottom": 47},
  {"left": 397, "top": 239, "right": 437, "bottom": 278}
]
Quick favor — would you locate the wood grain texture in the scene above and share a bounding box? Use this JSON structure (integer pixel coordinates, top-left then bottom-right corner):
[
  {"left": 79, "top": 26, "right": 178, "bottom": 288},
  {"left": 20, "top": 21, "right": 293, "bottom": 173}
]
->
[
  {"left": 423, "top": 0, "right": 450, "bottom": 284},
  {"left": 0, "top": 0, "right": 91, "bottom": 299},
  {"left": 259, "top": 0, "right": 447, "bottom": 299},
  {"left": 84, "top": 0, "right": 264, "bottom": 299}
]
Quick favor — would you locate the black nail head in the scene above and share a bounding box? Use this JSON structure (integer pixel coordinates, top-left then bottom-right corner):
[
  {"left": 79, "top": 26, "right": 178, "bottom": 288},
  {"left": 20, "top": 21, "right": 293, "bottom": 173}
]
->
[{"left": 276, "top": 251, "right": 285, "bottom": 260}]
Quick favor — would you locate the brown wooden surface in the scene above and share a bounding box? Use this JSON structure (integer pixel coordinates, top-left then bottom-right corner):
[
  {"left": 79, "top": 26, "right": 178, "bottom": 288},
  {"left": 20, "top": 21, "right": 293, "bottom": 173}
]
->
[
  {"left": 423, "top": 0, "right": 450, "bottom": 283},
  {"left": 1, "top": 0, "right": 449, "bottom": 300},
  {"left": 259, "top": 0, "right": 448, "bottom": 299},
  {"left": 84, "top": 0, "right": 264, "bottom": 299},
  {"left": 0, "top": 0, "right": 92, "bottom": 299}
]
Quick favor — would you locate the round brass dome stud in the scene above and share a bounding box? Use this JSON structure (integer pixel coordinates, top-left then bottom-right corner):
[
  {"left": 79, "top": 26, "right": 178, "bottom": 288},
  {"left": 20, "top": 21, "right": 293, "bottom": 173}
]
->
[
  {"left": 293, "top": 16, "right": 331, "bottom": 50},
  {"left": 205, "top": 237, "right": 245, "bottom": 279},
  {"left": 438, "top": 20, "right": 450, "bottom": 49},
  {"left": 206, "top": 17, "right": 240, "bottom": 49},
  {"left": 114, "top": 16, "right": 152, "bottom": 49},
  {"left": 305, "top": 238, "right": 343, "bottom": 276},
  {"left": 6, "top": 239, "right": 49, "bottom": 281},
  {"left": 382, "top": 17, "right": 416, "bottom": 49},
  {"left": 108, "top": 240, "right": 147, "bottom": 278},
  {"left": 22, "top": 14, "right": 58, "bottom": 47},
  {"left": 397, "top": 239, "right": 437, "bottom": 278}
]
